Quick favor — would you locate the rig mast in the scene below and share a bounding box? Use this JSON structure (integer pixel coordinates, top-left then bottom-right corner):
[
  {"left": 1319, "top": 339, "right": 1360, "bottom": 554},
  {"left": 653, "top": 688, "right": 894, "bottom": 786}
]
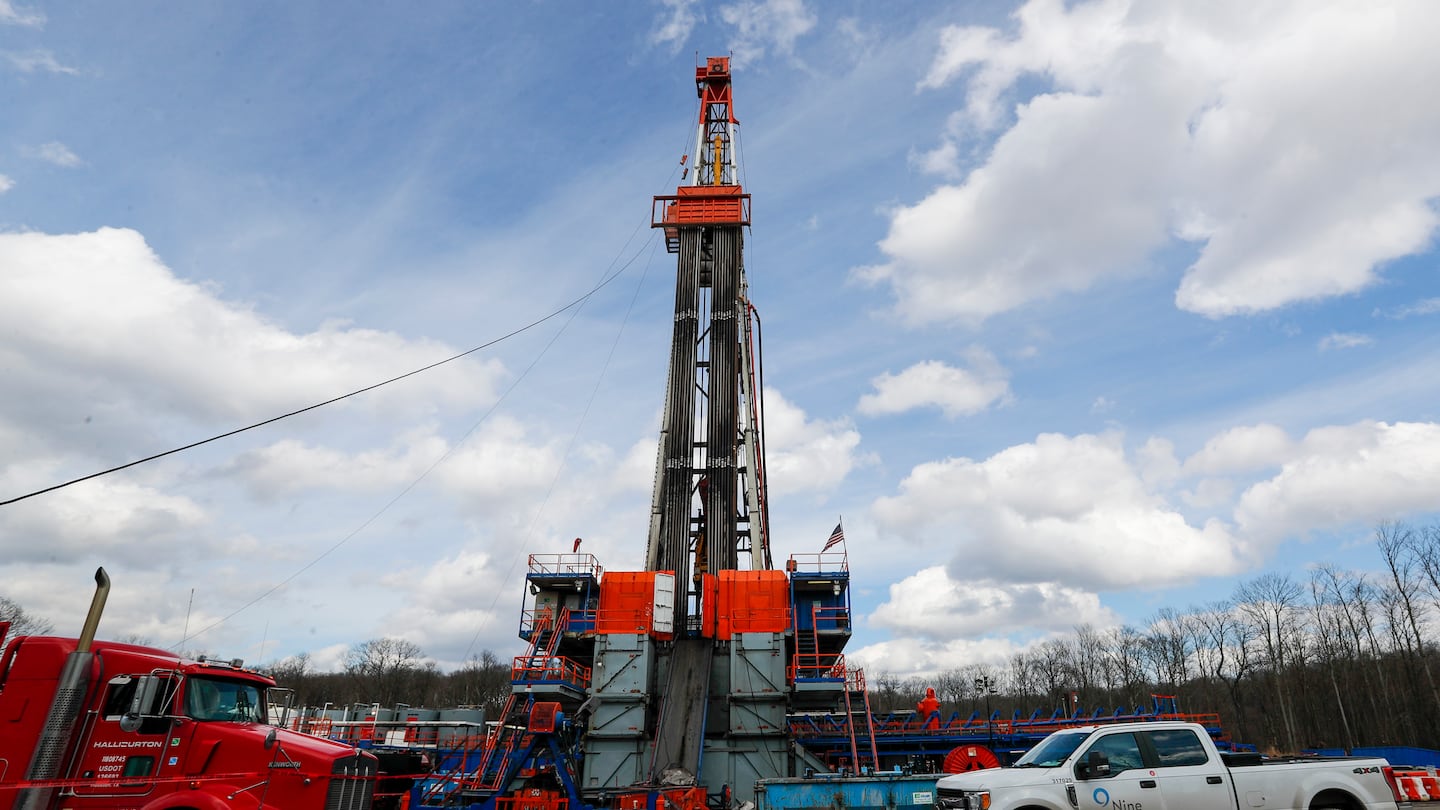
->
[{"left": 646, "top": 55, "right": 769, "bottom": 623}]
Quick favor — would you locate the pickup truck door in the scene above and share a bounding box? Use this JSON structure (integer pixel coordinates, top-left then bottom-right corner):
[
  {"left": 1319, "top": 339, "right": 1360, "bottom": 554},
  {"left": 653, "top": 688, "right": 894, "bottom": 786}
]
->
[
  {"left": 1140, "top": 728, "right": 1236, "bottom": 810},
  {"left": 1074, "top": 730, "right": 1167, "bottom": 810}
]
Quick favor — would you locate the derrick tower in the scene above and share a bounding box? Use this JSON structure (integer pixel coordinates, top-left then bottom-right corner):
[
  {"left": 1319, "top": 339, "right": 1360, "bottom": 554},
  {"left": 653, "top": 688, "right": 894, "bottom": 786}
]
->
[{"left": 646, "top": 55, "right": 769, "bottom": 630}]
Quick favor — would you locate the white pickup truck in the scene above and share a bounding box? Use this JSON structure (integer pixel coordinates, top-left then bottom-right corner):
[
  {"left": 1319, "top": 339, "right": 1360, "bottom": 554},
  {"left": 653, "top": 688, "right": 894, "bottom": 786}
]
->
[{"left": 934, "top": 721, "right": 1439, "bottom": 810}]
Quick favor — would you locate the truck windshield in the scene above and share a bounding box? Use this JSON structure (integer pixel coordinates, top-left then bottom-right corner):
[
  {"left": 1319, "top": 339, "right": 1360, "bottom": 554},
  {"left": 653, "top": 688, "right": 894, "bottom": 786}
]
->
[
  {"left": 1013, "top": 730, "right": 1090, "bottom": 767},
  {"left": 183, "top": 676, "right": 266, "bottom": 722}
]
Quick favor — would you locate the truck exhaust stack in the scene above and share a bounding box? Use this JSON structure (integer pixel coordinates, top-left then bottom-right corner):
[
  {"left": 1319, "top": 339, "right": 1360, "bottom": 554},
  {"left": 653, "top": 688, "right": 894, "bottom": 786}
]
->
[{"left": 13, "top": 567, "right": 110, "bottom": 810}]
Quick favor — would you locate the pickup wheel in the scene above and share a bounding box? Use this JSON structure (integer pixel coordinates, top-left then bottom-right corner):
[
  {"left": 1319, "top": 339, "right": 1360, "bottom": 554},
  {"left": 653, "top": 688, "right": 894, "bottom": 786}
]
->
[{"left": 1309, "top": 789, "right": 1361, "bottom": 810}]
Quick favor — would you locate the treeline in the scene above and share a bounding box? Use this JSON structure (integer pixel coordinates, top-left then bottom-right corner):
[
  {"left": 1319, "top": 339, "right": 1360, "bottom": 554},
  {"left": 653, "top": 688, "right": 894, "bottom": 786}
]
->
[
  {"left": 261, "top": 639, "right": 514, "bottom": 719},
  {"left": 864, "top": 522, "right": 1440, "bottom": 753}
]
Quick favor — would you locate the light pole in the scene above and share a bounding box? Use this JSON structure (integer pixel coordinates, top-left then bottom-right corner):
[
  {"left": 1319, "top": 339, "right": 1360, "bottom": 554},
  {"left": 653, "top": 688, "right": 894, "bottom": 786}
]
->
[{"left": 974, "top": 676, "right": 998, "bottom": 748}]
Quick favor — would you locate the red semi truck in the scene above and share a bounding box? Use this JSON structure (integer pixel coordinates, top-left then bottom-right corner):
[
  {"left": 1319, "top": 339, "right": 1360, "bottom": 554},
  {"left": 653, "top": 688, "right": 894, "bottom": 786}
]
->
[{"left": 0, "top": 569, "right": 378, "bottom": 810}]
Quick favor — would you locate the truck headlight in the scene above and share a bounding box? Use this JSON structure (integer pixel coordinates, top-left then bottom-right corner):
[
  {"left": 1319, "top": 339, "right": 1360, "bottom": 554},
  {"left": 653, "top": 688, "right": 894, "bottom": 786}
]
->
[{"left": 959, "top": 792, "right": 991, "bottom": 810}]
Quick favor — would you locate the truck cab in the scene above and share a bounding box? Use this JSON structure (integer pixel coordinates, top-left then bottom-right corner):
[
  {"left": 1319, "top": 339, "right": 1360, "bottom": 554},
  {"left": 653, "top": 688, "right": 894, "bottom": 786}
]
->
[{"left": 0, "top": 634, "right": 377, "bottom": 810}]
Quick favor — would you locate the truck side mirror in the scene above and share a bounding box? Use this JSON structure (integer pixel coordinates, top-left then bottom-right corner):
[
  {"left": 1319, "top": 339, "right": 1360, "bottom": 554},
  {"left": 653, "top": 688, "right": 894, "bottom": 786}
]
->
[
  {"left": 128, "top": 675, "right": 159, "bottom": 717},
  {"left": 118, "top": 713, "right": 142, "bottom": 733},
  {"left": 1077, "top": 751, "right": 1111, "bottom": 780}
]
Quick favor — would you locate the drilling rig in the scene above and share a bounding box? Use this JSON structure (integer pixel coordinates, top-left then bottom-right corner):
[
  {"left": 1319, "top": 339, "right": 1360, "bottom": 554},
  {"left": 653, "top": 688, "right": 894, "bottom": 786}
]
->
[{"left": 420, "top": 57, "right": 861, "bottom": 810}]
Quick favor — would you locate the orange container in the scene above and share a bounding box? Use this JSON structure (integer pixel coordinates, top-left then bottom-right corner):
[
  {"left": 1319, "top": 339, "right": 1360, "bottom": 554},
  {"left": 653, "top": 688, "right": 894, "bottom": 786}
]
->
[
  {"left": 716, "top": 570, "right": 790, "bottom": 639},
  {"left": 597, "top": 571, "right": 666, "bottom": 634}
]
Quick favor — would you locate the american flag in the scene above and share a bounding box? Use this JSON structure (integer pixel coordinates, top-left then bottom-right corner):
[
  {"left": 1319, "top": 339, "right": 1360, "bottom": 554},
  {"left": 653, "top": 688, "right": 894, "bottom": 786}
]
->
[{"left": 823, "top": 522, "right": 845, "bottom": 551}]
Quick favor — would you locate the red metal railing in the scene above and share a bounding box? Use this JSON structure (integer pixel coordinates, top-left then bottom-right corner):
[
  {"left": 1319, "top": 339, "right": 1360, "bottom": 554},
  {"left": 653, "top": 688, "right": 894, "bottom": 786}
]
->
[
  {"left": 789, "top": 653, "right": 846, "bottom": 682},
  {"left": 511, "top": 655, "right": 591, "bottom": 689}
]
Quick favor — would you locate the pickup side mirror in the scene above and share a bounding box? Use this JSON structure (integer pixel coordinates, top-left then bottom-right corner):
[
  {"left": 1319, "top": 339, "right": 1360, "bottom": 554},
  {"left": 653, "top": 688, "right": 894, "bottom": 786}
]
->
[{"left": 1076, "top": 751, "right": 1111, "bottom": 780}]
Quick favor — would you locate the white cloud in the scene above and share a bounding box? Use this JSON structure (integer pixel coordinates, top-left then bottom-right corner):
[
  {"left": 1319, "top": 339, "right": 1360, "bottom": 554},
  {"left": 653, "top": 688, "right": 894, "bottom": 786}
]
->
[
  {"left": 25, "top": 141, "right": 82, "bottom": 167},
  {"left": 720, "top": 0, "right": 817, "bottom": 64},
  {"left": 1376, "top": 297, "right": 1440, "bottom": 319},
  {"left": 0, "top": 174, "right": 13, "bottom": 193},
  {"left": 871, "top": 431, "right": 1245, "bottom": 589},
  {"left": 913, "top": 139, "right": 960, "bottom": 178},
  {"left": 0, "top": 228, "right": 504, "bottom": 431},
  {"left": 847, "top": 634, "right": 1027, "bottom": 680},
  {"left": 0, "top": 0, "right": 43, "bottom": 27},
  {"left": 1182, "top": 477, "right": 1235, "bottom": 510},
  {"left": 1183, "top": 423, "right": 1295, "bottom": 476},
  {"left": 376, "top": 548, "right": 518, "bottom": 667},
  {"left": 762, "top": 388, "right": 864, "bottom": 496},
  {"left": 0, "top": 467, "right": 209, "bottom": 567},
  {"left": 870, "top": 566, "right": 1117, "bottom": 640},
  {"left": 5, "top": 49, "right": 78, "bottom": 75},
  {"left": 867, "top": 0, "right": 1440, "bottom": 323},
  {"left": 857, "top": 349, "right": 1011, "bottom": 418},
  {"left": 1318, "top": 332, "right": 1374, "bottom": 351},
  {"left": 1234, "top": 421, "right": 1440, "bottom": 541},
  {"left": 650, "top": 0, "right": 702, "bottom": 51}
]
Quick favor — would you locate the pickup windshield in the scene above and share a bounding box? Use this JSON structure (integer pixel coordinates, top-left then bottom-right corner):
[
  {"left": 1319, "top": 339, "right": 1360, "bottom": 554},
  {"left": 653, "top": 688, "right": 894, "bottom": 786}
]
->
[
  {"left": 1013, "top": 730, "right": 1089, "bottom": 767},
  {"left": 183, "top": 676, "right": 266, "bottom": 722}
]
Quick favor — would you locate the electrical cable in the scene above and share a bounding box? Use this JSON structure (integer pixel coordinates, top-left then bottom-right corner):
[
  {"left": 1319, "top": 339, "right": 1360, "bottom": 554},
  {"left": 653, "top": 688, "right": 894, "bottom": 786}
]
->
[
  {"left": 176, "top": 232, "right": 660, "bottom": 648},
  {"left": 0, "top": 252, "right": 640, "bottom": 509},
  {"left": 462, "top": 233, "right": 664, "bottom": 662}
]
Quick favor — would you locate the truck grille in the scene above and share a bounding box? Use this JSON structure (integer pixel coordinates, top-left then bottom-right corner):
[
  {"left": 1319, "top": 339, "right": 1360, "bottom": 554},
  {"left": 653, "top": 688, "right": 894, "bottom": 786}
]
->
[
  {"left": 327, "top": 753, "right": 377, "bottom": 810},
  {"left": 935, "top": 787, "right": 975, "bottom": 810}
]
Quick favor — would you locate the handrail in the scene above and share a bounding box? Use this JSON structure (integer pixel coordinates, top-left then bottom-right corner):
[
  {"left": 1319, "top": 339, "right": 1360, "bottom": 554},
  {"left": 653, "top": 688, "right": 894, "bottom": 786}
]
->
[{"left": 527, "top": 553, "right": 602, "bottom": 578}]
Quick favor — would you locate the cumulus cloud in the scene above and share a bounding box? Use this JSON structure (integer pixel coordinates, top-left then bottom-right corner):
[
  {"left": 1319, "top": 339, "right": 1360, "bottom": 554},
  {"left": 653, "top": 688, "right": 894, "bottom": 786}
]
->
[
  {"left": 651, "top": 0, "right": 702, "bottom": 51},
  {"left": 1318, "top": 332, "right": 1374, "bottom": 351},
  {"left": 857, "top": 348, "right": 1011, "bottom": 418},
  {"left": 846, "top": 635, "right": 1027, "bottom": 680},
  {"left": 866, "top": 0, "right": 1440, "bottom": 323},
  {"left": 376, "top": 548, "right": 519, "bottom": 666},
  {"left": 1235, "top": 421, "right": 1440, "bottom": 541},
  {"left": 0, "top": 228, "right": 504, "bottom": 433},
  {"left": 870, "top": 566, "right": 1117, "bottom": 639},
  {"left": 24, "top": 141, "right": 81, "bottom": 167},
  {"left": 720, "top": 0, "right": 816, "bottom": 64},
  {"left": 1183, "top": 424, "right": 1295, "bottom": 476},
  {"left": 0, "top": 174, "right": 12, "bottom": 193},
  {"left": 761, "top": 388, "right": 864, "bottom": 496},
  {"left": 872, "top": 431, "right": 1245, "bottom": 589},
  {"left": 0, "top": 468, "right": 209, "bottom": 566}
]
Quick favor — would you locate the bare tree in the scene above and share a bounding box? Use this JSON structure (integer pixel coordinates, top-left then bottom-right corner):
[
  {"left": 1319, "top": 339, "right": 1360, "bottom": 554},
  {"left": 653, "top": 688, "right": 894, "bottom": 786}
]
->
[
  {"left": 345, "top": 638, "right": 427, "bottom": 706},
  {"left": 0, "top": 596, "right": 54, "bottom": 637},
  {"left": 1377, "top": 521, "right": 1440, "bottom": 728},
  {"left": 1141, "top": 609, "right": 1190, "bottom": 689},
  {"left": 1307, "top": 570, "right": 1356, "bottom": 750},
  {"left": 1235, "top": 574, "right": 1303, "bottom": 752},
  {"left": 1190, "top": 600, "right": 1256, "bottom": 743},
  {"left": 1102, "top": 625, "right": 1147, "bottom": 707}
]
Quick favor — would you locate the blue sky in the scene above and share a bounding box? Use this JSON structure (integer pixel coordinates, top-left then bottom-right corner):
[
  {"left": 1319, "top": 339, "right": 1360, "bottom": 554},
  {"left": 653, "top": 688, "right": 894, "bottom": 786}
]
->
[{"left": 3, "top": 0, "right": 1439, "bottom": 679}]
